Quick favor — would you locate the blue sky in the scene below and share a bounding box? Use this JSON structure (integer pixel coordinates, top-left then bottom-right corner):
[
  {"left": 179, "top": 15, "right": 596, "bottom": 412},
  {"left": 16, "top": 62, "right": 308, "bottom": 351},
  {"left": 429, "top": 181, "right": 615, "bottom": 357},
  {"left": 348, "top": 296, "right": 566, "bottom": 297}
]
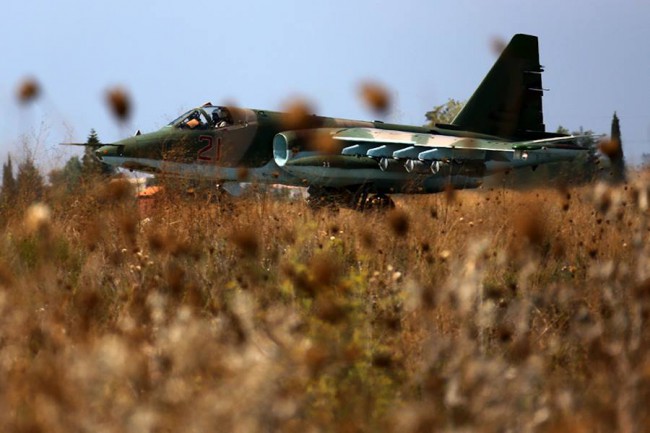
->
[{"left": 2, "top": 0, "right": 649, "bottom": 170}]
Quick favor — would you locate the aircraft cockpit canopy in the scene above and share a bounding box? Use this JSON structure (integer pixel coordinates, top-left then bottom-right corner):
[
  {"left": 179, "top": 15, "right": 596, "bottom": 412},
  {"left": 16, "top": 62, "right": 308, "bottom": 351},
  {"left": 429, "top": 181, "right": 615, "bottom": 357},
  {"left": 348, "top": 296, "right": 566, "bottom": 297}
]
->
[
  {"left": 168, "top": 109, "right": 211, "bottom": 129},
  {"left": 167, "top": 105, "right": 233, "bottom": 129}
]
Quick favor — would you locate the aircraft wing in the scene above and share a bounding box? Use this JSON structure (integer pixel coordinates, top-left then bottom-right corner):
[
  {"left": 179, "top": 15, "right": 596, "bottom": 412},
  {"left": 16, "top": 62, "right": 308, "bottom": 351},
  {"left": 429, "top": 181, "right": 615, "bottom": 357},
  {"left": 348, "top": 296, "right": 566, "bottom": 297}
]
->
[
  {"left": 511, "top": 134, "right": 596, "bottom": 150},
  {"left": 274, "top": 127, "right": 588, "bottom": 176},
  {"left": 60, "top": 142, "right": 106, "bottom": 148},
  {"left": 333, "top": 127, "right": 510, "bottom": 162},
  {"left": 333, "top": 127, "right": 588, "bottom": 155}
]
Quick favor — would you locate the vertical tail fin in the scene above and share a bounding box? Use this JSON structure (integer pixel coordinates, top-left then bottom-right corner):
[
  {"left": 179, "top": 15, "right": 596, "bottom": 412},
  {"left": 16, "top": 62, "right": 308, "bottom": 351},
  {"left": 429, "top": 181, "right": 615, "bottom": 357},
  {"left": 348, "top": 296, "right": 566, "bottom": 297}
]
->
[{"left": 450, "top": 34, "right": 546, "bottom": 139}]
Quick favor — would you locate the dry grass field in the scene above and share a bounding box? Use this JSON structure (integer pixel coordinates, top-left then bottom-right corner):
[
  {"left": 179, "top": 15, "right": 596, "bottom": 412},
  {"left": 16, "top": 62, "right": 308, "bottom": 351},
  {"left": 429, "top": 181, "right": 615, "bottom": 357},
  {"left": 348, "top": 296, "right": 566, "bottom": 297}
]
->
[{"left": 0, "top": 170, "right": 649, "bottom": 433}]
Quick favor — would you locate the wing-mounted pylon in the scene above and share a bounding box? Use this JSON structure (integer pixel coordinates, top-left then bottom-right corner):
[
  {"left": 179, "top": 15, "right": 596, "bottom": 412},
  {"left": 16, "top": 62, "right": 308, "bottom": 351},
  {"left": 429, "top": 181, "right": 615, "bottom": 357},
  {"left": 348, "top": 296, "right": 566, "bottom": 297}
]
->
[
  {"left": 273, "top": 127, "right": 496, "bottom": 176},
  {"left": 272, "top": 126, "right": 589, "bottom": 180}
]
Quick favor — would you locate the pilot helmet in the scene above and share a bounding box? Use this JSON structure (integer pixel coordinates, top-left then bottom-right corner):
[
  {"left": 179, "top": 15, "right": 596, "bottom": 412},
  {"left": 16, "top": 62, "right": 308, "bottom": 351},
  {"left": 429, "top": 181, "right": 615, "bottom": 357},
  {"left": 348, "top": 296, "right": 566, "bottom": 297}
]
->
[{"left": 213, "top": 108, "right": 225, "bottom": 121}]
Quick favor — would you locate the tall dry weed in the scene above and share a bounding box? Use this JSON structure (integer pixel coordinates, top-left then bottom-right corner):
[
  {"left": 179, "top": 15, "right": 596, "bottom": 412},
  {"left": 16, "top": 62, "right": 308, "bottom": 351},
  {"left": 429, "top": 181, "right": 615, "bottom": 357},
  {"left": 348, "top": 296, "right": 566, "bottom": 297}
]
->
[{"left": 0, "top": 168, "right": 648, "bottom": 432}]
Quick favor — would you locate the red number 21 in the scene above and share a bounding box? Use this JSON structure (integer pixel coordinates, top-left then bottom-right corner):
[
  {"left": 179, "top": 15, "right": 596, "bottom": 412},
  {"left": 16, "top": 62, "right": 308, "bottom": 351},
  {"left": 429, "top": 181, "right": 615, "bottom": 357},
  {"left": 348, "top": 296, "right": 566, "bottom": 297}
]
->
[{"left": 197, "top": 136, "right": 221, "bottom": 162}]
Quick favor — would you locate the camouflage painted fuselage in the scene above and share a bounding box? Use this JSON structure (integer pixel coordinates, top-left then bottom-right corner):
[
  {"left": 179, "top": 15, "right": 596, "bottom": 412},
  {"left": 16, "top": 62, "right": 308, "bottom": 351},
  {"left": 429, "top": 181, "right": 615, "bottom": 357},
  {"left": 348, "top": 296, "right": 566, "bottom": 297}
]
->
[
  {"left": 95, "top": 34, "right": 588, "bottom": 195},
  {"left": 96, "top": 104, "right": 583, "bottom": 194}
]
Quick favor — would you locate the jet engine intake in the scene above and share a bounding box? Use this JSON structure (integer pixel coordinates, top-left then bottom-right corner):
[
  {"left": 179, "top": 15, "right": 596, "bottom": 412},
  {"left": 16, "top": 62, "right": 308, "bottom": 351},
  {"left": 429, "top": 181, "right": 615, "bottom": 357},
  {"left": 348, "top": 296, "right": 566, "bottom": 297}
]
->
[
  {"left": 273, "top": 130, "right": 341, "bottom": 167},
  {"left": 273, "top": 132, "right": 292, "bottom": 167}
]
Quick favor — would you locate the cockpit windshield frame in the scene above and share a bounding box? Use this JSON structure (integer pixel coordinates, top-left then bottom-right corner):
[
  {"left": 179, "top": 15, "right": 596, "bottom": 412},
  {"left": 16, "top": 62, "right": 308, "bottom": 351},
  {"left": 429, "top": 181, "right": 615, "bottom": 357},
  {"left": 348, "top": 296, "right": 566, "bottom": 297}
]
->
[
  {"left": 166, "top": 109, "right": 195, "bottom": 127},
  {"left": 167, "top": 105, "right": 232, "bottom": 129},
  {"left": 167, "top": 108, "right": 212, "bottom": 130}
]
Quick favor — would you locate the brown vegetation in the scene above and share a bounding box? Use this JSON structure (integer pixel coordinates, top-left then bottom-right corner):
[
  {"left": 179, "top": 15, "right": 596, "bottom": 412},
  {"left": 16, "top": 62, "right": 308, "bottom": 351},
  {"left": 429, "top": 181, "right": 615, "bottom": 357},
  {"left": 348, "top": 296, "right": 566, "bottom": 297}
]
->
[{"left": 0, "top": 169, "right": 649, "bottom": 433}]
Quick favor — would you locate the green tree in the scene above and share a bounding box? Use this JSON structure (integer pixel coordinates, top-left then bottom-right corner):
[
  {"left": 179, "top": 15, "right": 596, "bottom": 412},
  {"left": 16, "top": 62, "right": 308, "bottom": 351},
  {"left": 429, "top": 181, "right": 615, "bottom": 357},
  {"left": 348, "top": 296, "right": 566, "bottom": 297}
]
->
[
  {"left": 49, "top": 156, "right": 83, "bottom": 193},
  {"left": 82, "top": 128, "right": 101, "bottom": 176},
  {"left": 1, "top": 154, "right": 17, "bottom": 204},
  {"left": 82, "top": 129, "right": 114, "bottom": 177},
  {"left": 425, "top": 99, "right": 465, "bottom": 127},
  {"left": 551, "top": 125, "right": 599, "bottom": 184},
  {"left": 607, "top": 112, "right": 626, "bottom": 184},
  {"left": 16, "top": 156, "right": 45, "bottom": 204}
]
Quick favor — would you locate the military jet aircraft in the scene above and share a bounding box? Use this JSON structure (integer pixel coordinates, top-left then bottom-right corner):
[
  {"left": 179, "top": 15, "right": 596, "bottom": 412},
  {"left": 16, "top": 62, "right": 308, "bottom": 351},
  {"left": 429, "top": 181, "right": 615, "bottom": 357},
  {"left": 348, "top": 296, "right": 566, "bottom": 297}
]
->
[{"left": 69, "top": 34, "right": 588, "bottom": 209}]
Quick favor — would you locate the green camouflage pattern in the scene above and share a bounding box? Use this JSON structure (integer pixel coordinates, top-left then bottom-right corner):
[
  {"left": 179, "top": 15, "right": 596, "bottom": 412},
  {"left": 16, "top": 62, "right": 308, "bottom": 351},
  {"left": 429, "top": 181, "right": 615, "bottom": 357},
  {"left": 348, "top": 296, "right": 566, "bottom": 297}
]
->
[{"left": 68, "top": 34, "right": 588, "bottom": 196}]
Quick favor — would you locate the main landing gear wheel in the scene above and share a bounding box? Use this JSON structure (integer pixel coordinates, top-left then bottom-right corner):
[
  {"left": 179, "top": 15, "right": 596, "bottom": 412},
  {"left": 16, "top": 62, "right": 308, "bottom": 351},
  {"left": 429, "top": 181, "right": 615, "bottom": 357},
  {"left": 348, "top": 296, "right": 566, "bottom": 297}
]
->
[
  {"left": 351, "top": 184, "right": 394, "bottom": 212},
  {"left": 306, "top": 186, "right": 351, "bottom": 212},
  {"left": 364, "top": 194, "right": 395, "bottom": 210}
]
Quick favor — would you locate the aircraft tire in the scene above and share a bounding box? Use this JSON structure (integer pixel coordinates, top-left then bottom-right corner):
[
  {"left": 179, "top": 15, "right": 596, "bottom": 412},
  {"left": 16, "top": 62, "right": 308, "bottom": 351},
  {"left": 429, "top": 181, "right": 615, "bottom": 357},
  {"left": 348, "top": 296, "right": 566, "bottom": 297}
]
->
[{"left": 364, "top": 194, "right": 395, "bottom": 211}]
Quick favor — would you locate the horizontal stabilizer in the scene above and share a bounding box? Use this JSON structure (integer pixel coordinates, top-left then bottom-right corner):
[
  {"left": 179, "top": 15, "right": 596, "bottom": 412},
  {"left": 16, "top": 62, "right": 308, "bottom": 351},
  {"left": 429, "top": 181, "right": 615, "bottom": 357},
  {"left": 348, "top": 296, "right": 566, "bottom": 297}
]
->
[
  {"left": 60, "top": 142, "right": 107, "bottom": 148},
  {"left": 511, "top": 134, "right": 595, "bottom": 150}
]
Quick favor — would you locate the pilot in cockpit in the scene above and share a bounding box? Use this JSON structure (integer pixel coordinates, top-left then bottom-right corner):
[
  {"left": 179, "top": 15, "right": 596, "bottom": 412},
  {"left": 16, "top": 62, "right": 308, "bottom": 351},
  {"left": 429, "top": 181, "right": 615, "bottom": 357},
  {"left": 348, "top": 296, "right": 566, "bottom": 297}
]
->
[
  {"left": 212, "top": 108, "right": 230, "bottom": 128},
  {"left": 181, "top": 110, "right": 205, "bottom": 129}
]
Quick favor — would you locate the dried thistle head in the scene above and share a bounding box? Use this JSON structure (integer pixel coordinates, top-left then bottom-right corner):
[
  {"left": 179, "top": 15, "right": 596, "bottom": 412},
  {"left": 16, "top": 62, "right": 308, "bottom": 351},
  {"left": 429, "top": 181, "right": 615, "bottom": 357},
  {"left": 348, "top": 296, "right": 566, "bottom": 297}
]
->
[
  {"left": 360, "top": 230, "right": 374, "bottom": 249},
  {"left": 83, "top": 217, "right": 103, "bottom": 251},
  {"left": 310, "top": 130, "right": 338, "bottom": 154},
  {"left": 236, "top": 167, "right": 249, "bottom": 181},
  {"left": 544, "top": 416, "right": 601, "bottom": 433},
  {"left": 102, "top": 178, "right": 134, "bottom": 202},
  {"left": 309, "top": 252, "right": 341, "bottom": 288},
  {"left": 147, "top": 230, "right": 168, "bottom": 253},
  {"left": 106, "top": 87, "right": 131, "bottom": 121},
  {"left": 592, "top": 182, "right": 613, "bottom": 214},
  {"left": 513, "top": 205, "right": 546, "bottom": 247},
  {"left": 444, "top": 182, "right": 456, "bottom": 204},
  {"left": 76, "top": 287, "right": 103, "bottom": 331},
  {"left": 282, "top": 262, "right": 314, "bottom": 297},
  {"left": 359, "top": 81, "right": 391, "bottom": 114},
  {"left": 281, "top": 98, "right": 319, "bottom": 130},
  {"left": 371, "top": 351, "right": 395, "bottom": 369},
  {"left": 0, "top": 262, "right": 14, "bottom": 287},
  {"left": 24, "top": 202, "right": 51, "bottom": 235},
  {"left": 598, "top": 137, "right": 622, "bottom": 161},
  {"left": 314, "top": 294, "right": 347, "bottom": 324},
  {"left": 117, "top": 212, "right": 138, "bottom": 245},
  {"left": 229, "top": 226, "right": 259, "bottom": 258},
  {"left": 16, "top": 77, "right": 41, "bottom": 104},
  {"left": 165, "top": 262, "right": 186, "bottom": 297},
  {"left": 462, "top": 138, "right": 479, "bottom": 149},
  {"left": 304, "top": 344, "right": 330, "bottom": 375},
  {"left": 388, "top": 209, "right": 409, "bottom": 237},
  {"left": 633, "top": 278, "right": 650, "bottom": 301},
  {"left": 490, "top": 36, "right": 507, "bottom": 55},
  {"left": 221, "top": 100, "right": 246, "bottom": 120},
  {"left": 170, "top": 237, "right": 201, "bottom": 260}
]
